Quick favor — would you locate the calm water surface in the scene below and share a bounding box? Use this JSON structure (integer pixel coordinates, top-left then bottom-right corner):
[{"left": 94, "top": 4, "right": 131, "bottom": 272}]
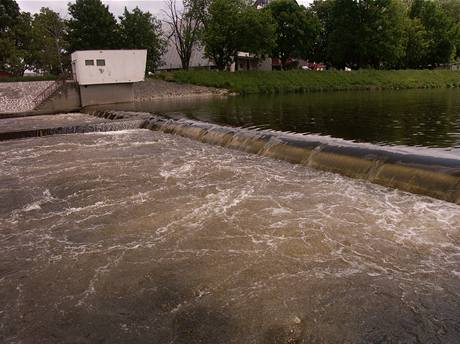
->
[{"left": 99, "top": 88, "right": 460, "bottom": 152}]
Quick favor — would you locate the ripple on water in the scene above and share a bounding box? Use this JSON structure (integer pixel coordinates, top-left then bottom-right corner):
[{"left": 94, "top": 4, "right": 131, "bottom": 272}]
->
[{"left": 0, "top": 130, "right": 460, "bottom": 343}]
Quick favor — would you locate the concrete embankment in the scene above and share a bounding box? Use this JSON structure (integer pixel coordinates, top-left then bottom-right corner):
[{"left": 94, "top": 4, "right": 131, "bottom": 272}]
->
[
  {"left": 91, "top": 110, "right": 460, "bottom": 204},
  {"left": 0, "top": 79, "right": 226, "bottom": 117},
  {"left": 0, "top": 113, "right": 146, "bottom": 141}
]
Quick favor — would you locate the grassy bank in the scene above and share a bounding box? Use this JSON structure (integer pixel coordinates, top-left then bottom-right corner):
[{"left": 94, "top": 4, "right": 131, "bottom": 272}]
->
[{"left": 155, "top": 69, "right": 460, "bottom": 94}]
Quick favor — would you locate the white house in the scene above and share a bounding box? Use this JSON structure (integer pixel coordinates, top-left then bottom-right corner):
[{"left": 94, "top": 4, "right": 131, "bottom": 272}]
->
[
  {"left": 70, "top": 50, "right": 147, "bottom": 107},
  {"left": 71, "top": 50, "right": 147, "bottom": 85}
]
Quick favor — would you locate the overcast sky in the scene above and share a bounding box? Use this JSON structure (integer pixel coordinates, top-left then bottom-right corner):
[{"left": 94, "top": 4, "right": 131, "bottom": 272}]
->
[{"left": 17, "top": 0, "right": 311, "bottom": 19}]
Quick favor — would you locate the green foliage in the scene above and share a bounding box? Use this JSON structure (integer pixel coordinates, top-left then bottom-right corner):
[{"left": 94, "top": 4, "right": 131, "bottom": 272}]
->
[
  {"left": 157, "top": 69, "right": 460, "bottom": 94},
  {"left": 409, "top": 0, "right": 455, "bottom": 66},
  {"left": 119, "top": 7, "right": 166, "bottom": 73},
  {"left": 0, "top": 0, "right": 20, "bottom": 32},
  {"left": 203, "top": 0, "right": 276, "bottom": 70},
  {"left": 29, "top": 8, "right": 67, "bottom": 75},
  {"left": 0, "top": 11, "right": 33, "bottom": 75},
  {"left": 203, "top": 0, "right": 245, "bottom": 70},
  {"left": 404, "top": 17, "right": 430, "bottom": 68},
  {"left": 264, "top": 0, "right": 320, "bottom": 68},
  {"left": 3, "top": 0, "right": 460, "bottom": 76},
  {"left": 67, "top": 0, "right": 120, "bottom": 51},
  {"left": 315, "top": 0, "right": 406, "bottom": 69},
  {"left": 238, "top": 6, "right": 276, "bottom": 55}
]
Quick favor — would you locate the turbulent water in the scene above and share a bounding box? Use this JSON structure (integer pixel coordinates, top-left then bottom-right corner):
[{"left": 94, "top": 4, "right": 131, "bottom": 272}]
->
[{"left": 1, "top": 130, "right": 460, "bottom": 343}]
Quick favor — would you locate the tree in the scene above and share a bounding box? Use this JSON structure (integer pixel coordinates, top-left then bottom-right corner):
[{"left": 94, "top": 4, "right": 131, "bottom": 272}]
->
[
  {"left": 264, "top": 0, "right": 320, "bottom": 69},
  {"left": 0, "top": 10, "right": 33, "bottom": 75},
  {"left": 67, "top": 0, "right": 120, "bottom": 52},
  {"left": 0, "top": 0, "right": 20, "bottom": 32},
  {"left": 310, "top": 0, "right": 335, "bottom": 64},
  {"left": 357, "top": 0, "right": 406, "bottom": 68},
  {"left": 409, "top": 0, "right": 455, "bottom": 67},
  {"left": 30, "top": 8, "right": 67, "bottom": 74},
  {"left": 403, "top": 17, "right": 430, "bottom": 68},
  {"left": 440, "top": 0, "right": 460, "bottom": 59},
  {"left": 0, "top": 0, "right": 20, "bottom": 72},
  {"left": 164, "top": 0, "right": 210, "bottom": 70},
  {"left": 325, "top": 0, "right": 359, "bottom": 68},
  {"left": 238, "top": 5, "right": 276, "bottom": 56},
  {"left": 203, "top": 0, "right": 276, "bottom": 70},
  {"left": 119, "top": 7, "right": 166, "bottom": 73},
  {"left": 318, "top": 0, "right": 406, "bottom": 69}
]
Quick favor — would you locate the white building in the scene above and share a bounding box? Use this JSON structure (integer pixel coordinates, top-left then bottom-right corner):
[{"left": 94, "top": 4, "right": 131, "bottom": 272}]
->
[
  {"left": 70, "top": 50, "right": 147, "bottom": 107},
  {"left": 158, "top": 27, "right": 214, "bottom": 71},
  {"left": 71, "top": 50, "right": 147, "bottom": 85}
]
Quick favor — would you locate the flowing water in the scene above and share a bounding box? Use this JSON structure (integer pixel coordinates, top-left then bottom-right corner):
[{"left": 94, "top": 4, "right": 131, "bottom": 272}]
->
[
  {"left": 1, "top": 130, "right": 460, "bottom": 343},
  {"left": 91, "top": 88, "right": 460, "bottom": 153}
]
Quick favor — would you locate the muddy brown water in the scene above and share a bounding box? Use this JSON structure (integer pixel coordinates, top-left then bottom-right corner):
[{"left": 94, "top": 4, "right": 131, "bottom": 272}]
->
[{"left": 1, "top": 129, "right": 460, "bottom": 343}]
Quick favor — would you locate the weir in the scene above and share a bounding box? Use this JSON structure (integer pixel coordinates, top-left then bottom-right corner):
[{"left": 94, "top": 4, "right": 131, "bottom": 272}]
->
[
  {"left": 0, "top": 113, "right": 145, "bottom": 141},
  {"left": 91, "top": 110, "right": 460, "bottom": 205}
]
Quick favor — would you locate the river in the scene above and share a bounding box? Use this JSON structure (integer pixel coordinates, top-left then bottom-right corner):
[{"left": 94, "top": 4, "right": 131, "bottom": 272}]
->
[
  {"left": 1, "top": 129, "right": 460, "bottom": 343},
  {"left": 92, "top": 88, "right": 460, "bottom": 154}
]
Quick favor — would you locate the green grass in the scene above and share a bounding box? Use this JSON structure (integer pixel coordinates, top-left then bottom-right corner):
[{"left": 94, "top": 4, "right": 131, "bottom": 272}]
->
[
  {"left": 154, "top": 69, "right": 460, "bottom": 94},
  {"left": 0, "top": 75, "right": 59, "bottom": 83}
]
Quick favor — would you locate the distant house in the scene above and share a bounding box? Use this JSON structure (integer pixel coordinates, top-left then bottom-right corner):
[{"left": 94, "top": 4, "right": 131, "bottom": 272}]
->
[{"left": 231, "top": 52, "right": 272, "bottom": 71}]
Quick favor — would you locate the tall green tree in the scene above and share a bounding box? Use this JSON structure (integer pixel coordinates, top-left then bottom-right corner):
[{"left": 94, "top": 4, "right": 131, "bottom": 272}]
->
[
  {"left": 265, "top": 0, "right": 320, "bottom": 69},
  {"left": 358, "top": 0, "right": 406, "bottom": 68},
  {"left": 318, "top": 0, "right": 406, "bottom": 69},
  {"left": 325, "top": 0, "right": 359, "bottom": 68},
  {"left": 119, "top": 7, "right": 166, "bottom": 73},
  {"left": 30, "top": 8, "right": 67, "bottom": 74},
  {"left": 203, "top": 0, "right": 276, "bottom": 70},
  {"left": 0, "top": 0, "right": 20, "bottom": 32},
  {"left": 0, "top": 0, "right": 20, "bottom": 73},
  {"left": 310, "top": 0, "right": 334, "bottom": 64},
  {"left": 67, "top": 0, "right": 120, "bottom": 52},
  {"left": 409, "top": 0, "right": 455, "bottom": 66},
  {"left": 403, "top": 17, "right": 430, "bottom": 68},
  {"left": 440, "top": 0, "right": 460, "bottom": 59},
  {"left": 0, "top": 10, "right": 33, "bottom": 75}
]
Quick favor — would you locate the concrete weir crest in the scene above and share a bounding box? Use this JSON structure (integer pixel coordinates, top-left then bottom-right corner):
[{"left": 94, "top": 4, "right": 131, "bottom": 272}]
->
[{"left": 90, "top": 110, "right": 460, "bottom": 205}]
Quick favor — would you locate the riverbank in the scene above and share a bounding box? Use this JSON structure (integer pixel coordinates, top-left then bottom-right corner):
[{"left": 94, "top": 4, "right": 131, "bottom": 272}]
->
[
  {"left": 133, "top": 79, "right": 228, "bottom": 101},
  {"left": 0, "top": 79, "right": 226, "bottom": 115},
  {"left": 156, "top": 69, "right": 460, "bottom": 95}
]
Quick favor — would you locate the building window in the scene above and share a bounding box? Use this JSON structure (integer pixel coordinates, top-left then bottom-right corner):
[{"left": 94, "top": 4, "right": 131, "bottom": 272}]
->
[
  {"left": 96, "top": 59, "right": 105, "bottom": 66},
  {"left": 85, "top": 59, "right": 94, "bottom": 66}
]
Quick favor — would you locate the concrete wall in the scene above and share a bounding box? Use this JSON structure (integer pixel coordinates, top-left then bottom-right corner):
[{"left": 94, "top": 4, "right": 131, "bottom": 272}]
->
[
  {"left": 37, "top": 82, "right": 81, "bottom": 112},
  {"left": 79, "top": 83, "right": 134, "bottom": 107}
]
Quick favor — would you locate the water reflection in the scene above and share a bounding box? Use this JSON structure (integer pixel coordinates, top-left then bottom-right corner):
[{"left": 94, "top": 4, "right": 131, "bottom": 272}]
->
[{"left": 91, "top": 89, "right": 460, "bottom": 151}]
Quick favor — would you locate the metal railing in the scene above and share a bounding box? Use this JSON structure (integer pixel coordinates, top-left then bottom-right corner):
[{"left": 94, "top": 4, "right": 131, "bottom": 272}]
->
[{"left": 32, "top": 75, "right": 69, "bottom": 109}]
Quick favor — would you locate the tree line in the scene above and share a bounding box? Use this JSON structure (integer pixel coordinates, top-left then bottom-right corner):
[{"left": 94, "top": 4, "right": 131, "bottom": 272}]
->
[
  {"left": 0, "top": 0, "right": 165, "bottom": 75},
  {"left": 1, "top": 0, "right": 460, "bottom": 76}
]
